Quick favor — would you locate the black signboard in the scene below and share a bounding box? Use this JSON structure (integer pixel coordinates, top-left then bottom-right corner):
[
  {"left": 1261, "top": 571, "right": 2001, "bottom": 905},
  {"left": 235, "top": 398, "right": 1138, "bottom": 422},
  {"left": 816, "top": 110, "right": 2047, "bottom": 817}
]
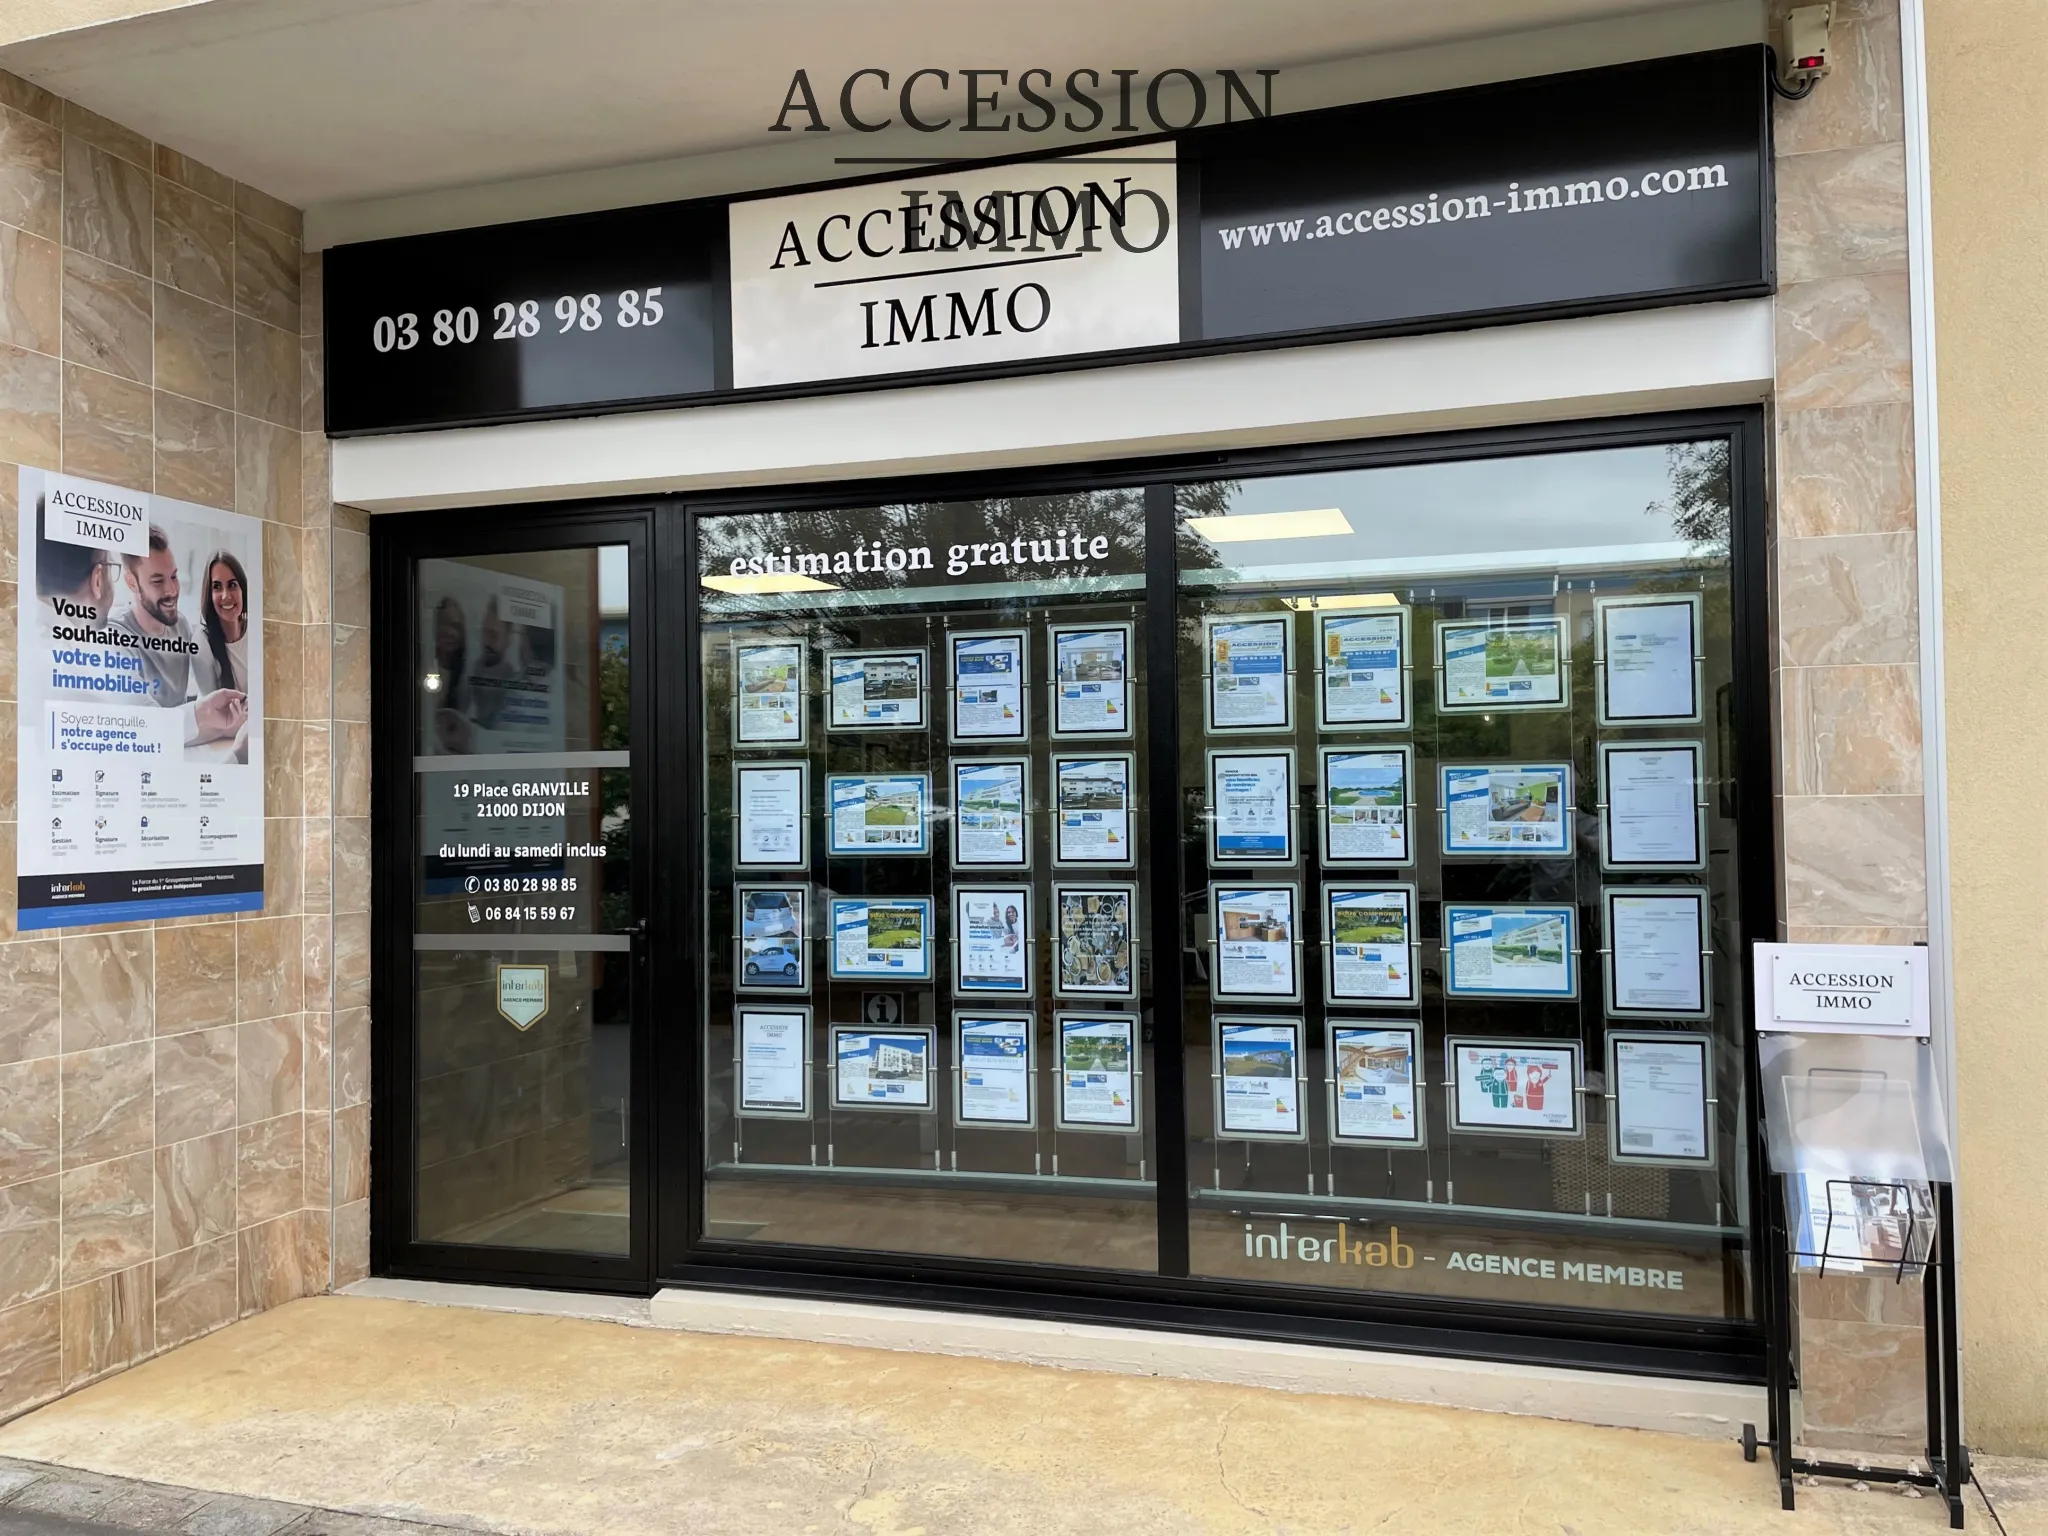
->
[{"left": 324, "top": 48, "right": 1769, "bottom": 436}]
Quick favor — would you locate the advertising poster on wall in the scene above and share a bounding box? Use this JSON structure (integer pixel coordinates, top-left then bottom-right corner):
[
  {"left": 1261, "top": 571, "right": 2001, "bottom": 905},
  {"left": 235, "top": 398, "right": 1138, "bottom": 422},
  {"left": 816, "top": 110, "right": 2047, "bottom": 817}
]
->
[
  {"left": 1216, "top": 1019, "right": 1304, "bottom": 1138},
  {"left": 1056, "top": 1012, "right": 1138, "bottom": 1130},
  {"left": 952, "top": 758, "right": 1028, "bottom": 868},
  {"left": 954, "top": 885, "right": 1032, "bottom": 995},
  {"left": 1052, "top": 753, "right": 1134, "bottom": 865},
  {"left": 1435, "top": 615, "right": 1568, "bottom": 711},
  {"left": 1330, "top": 1024, "right": 1422, "bottom": 1144},
  {"left": 1444, "top": 903, "right": 1578, "bottom": 999},
  {"left": 1049, "top": 623, "right": 1132, "bottom": 737},
  {"left": 737, "top": 1006, "right": 810, "bottom": 1118},
  {"left": 949, "top": 630, "right": 1028, "bottom": 742},
  {"left": 1320, "top": 747, "right": 1410, "bottom": 864},
  {"left": 827, "top": 648, "right": 926, "bottom": 731},
  {"left": 1448, "top": 1039, "right": 1582, "bottom": 1136},
  {"left": 1210, "top": 884, "right": 1300, "bottom": 1001},
  {"left": 1317, "top": 608, "right": 1408, "bottom": 729},
  {"left": 16, "top": 471, "right": 265, "bottom": 928},
  {"left": 734, "top": 640, "right": 805, "bottom": 745},
  {"left": 1054, "top": 884, "right": 1137, "bottom": 998},
  {"left": 1440, "top": 763, "right": 1572, "bottom": 857},
  {"left": 1325, "top": 885, "right": 1417, "bottom": 1005},
  {"left": 1204, "top": 614, "right": 1292, "bottom": 732},
  {"left": 829, "top": 896, "right": 934, "bottom": 980},
  {"left": 737, "top": 884, "right": 807, "bottom": 992},
  {"left": 831, "top": 1026, "right": 935, "bottom": 1110},
  {"left": 955, "top": 1013, "right": 1035, "bottom": 1127}
]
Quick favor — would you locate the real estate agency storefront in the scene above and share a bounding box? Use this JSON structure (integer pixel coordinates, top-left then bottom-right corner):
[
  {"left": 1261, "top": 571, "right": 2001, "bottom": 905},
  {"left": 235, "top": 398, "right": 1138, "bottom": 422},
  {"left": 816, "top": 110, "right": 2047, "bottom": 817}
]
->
[{"left": 324, "top": 44, "right": 1825, "bottom": 1393}]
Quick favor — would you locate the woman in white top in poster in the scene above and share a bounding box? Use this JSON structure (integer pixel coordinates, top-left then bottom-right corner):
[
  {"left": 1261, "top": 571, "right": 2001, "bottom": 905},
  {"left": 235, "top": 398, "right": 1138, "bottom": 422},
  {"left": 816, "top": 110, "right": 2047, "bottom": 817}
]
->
[{"left": 192, "top": 551, "right": 252, "bottom": 697}]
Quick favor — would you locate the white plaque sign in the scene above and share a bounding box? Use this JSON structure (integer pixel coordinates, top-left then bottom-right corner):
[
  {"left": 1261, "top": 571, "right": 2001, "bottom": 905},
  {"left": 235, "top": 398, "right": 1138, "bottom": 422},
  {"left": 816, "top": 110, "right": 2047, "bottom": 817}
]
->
[
  {"left": 729, "top": 147, "right": 1179, "bottom": 389},
  {"left": 1752, "top": 942, "right": 1928, "bottom": 1037}
]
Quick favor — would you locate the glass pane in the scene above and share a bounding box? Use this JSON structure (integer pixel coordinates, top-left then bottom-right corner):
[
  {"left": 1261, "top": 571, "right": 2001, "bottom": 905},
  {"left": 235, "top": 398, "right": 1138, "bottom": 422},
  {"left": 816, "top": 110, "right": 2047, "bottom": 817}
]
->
[
  {"left": 697, "top": 495, "right": 1157, "bottom": 1272},
  {"left": 411, "top": 549, "right": 634, "bottom": 1254},
  {"left": 1176, "top": 442, "right": 1751, "bottom": 1321}
]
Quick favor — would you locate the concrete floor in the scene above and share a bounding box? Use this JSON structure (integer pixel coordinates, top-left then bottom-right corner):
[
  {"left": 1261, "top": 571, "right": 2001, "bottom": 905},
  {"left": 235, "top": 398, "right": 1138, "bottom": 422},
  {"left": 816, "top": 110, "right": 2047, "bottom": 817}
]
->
[{"left": 0, "top": 1295, "right": 2033, "bottom": 1536}]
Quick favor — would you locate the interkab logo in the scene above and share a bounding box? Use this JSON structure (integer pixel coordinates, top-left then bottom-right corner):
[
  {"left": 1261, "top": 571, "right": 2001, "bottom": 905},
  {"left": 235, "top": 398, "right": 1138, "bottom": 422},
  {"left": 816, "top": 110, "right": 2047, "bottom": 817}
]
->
[
  {"left": 1243, "top": 1221, "right": 1416, "bottom": 1268},
  {"left": 771, "top": 67, "right": 1279, "bottom": 138}
]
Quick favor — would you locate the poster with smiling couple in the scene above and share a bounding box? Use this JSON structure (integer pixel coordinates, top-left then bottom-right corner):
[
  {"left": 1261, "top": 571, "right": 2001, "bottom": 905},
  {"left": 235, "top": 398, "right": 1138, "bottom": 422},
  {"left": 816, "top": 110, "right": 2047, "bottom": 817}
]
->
[{"left": 15, "top": 470, "right": 264, "bottom": 928}]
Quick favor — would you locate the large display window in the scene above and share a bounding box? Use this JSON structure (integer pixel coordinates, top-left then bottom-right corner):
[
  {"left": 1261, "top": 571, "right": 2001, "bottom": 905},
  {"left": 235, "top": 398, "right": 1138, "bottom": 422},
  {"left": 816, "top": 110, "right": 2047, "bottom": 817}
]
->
[{"left": 695, "top": 493, "right": 1159, "bottom": 1270}]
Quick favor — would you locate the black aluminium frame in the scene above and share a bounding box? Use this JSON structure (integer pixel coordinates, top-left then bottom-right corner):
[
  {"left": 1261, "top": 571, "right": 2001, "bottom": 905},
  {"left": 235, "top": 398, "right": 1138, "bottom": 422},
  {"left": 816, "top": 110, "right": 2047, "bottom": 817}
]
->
[{"left": 370, "top": 404, "right": 1776, "bottom": 1380}]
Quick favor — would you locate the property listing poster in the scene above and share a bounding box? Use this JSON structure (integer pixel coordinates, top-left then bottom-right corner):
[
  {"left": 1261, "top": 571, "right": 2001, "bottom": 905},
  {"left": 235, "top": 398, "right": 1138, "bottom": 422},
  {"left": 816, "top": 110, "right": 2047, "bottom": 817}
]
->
[{"left": 16, "top": 470, "right": 265, "bottom": 928}]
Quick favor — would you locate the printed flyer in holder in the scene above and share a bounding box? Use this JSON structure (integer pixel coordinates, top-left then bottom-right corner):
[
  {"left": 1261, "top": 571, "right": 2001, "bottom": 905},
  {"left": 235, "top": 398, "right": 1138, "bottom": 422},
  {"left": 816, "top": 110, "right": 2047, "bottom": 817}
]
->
[
  {"left": 1435, "top": 615, "right": 1568, "bottom": 712},
  {"left": 1215, "top": 1018, "right": 1305, "bottom": 1140},
  {"left": 831, "top": 1025, "right": 935, "bottom": 1111},
  {"left": 16, "top": 470, "right": 265, "bottom": 928},
  {"left": 1207, "top": 749, "right": 1295, "bottom": 864},
  {"left": 955, "top": 1012, "right": 1036, "bottom": 1127},
  {"left": 1598, "top": 741, "right": 1705, "bottom": 871},
  {"left": 829, "top": 895, "right": 934, "bottom": 981},
  {"left": 1608, "top": 1031, "right": 1714, "bottom": 1165},
  {"left": 1210, "top": 883, "right": 1301, "bottom": 1002},
  {"left": 949, "top": 629, "right": 1028, "bottom": 742},
  {"left": 1603, "top": 886, "right": 1711, "bottom": 1019},
  {"left": 734, "top": 761, "right": 808, "bottom": 869},
  {"left": 1049, "top": 622, "right": 1132, "bottom": 737},
  {"left": 827, "top": 772, "right": 931, "bottom": 856},
  {"left": 1440, "top": 762, "right": 1572, "bottom": 857},
  {"left": 1052, "top": 753, "right": 1134, "bottom": 866},
  {"left": 1204, "top": 613, "right": 1293, "bottom": 732},
  {"left": 952, "top": 758, "right": 1029, "bottom": 868},
  {"left": 736, "top": 1005, "right": 811, "bottom": 1119},
  {"left": 1596, "top": 593, "right": 1701, "bottom": 725},
  {"left": 953, "top": 885, "right": 1032, "bottom": 996},
  {"left": 1316, "top": 606, "right": 1409, "bottom": 731},
  {"left": 1328, "top": 1022, "right": 1423, "bottom": 1145},
  {"left": 733, "top": 639, "right": 805, "bottom": 746},
  {"left": 1324, "top": 885, "right": 1417, "bottom": 1006},
  {"left": 1447, "top": 1038, "right": 1583, "bottom": 1136},
  {"left": 1320, "top": 746, "right": 1410, "bottom": 865},
  {"left": 1444, "top": 903, "right": 1579, "bottom": 999},
  {"left": 1054, "top": 883, "right": 1136, "bottom": 998},
  {"left": 1056, "top": 1011, "right": 1139, "bottom": 1131},
  {"left": 737, "top": 883, "right": 807, "bottom": 992},
  {"left": 826, "top": 648, "right": 927, "bottom": 731}
]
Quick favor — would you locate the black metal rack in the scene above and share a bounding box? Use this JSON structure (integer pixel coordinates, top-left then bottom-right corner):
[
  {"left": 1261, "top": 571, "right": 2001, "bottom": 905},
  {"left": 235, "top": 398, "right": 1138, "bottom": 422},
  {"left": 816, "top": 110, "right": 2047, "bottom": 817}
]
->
[{"left": 1743, "top": 1173, "right": 1965, "bottom": 1527}]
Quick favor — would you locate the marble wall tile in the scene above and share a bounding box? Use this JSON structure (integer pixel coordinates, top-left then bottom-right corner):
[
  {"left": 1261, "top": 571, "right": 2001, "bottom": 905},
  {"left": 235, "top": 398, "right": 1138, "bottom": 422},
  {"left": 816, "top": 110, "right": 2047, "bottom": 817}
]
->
[
  {"left": 334, "top": 816, "right": 370, "bottom": 916},
  {"left": 0, "top": 342, "right": 61, "bottom": 468},
  {"left": 301, "top": 520, "right": 329, "bottom": 622},
  {"left": 0, "top": 226, "right": 59, "bottom": 354},
  {"left": 335, "top": 502, "right": 369, "bottom": 537},
  {"left": 236, "top": 415, "right": 301, "bottom": 528},
  {"left": 60, "top": 249, "right": 150, "bottom": 383},
  {"left": 261, "top": 816, "right": 303, "bottom": 918},
  {"left": 333, "top": 1101, "right": 369, "bottom": 1206},
  {"left": 0, "top": 1174, "right": 59, "bottom": 1310},
  {"left": 233, "top": 214, "right": 300, "bottom": 334},
  {"left": 332, "top": 527, "right": 369, "bottom": 630},
  {"left": 1784, "top": 793, "right": 1928, "bottom": 929},
  {"left": 266, "top": 718, "right": 304, "bottom": 816},
  {"left": 1777, "top": 531, "right": 1920, "bottom": 667},
  {"left": 303, "top": 1010, "right": 329, "bottom": 1114},
  {"left": 237, "top": 1014, "right": 302, "bottom": 1125},
  {"left": 152, "top": 1234, "right": 234, "bottom": 1349},
  {"left": 61, "top": 137, "right": 150, "bottom": 277},
  {"left": 260, "top": 515, "right": 304, "bottom": 620},
  {"left": 335, "top": 722, "right": 370, "bottom": 820},
  {"left": 152, "top": 391, "right": 234, "bottom": 509},
  {"left": 234, "top": 183, "right": 302, "bottom": 243},
  {"left": 153, "top": 145, "right": 232, "bottom": 207},
  {"left": 301, "top": 622, "right": 331, "bottom": 721},
  {"left": 1771, "top": 0, "right": 1903, "bottom": 159},
  {"left": 301, "top": 434, "right": 332, "bottom": 530},
  {"left": 59, "top": 929, "right": 153, "bottom": 1052},
  {"left": 0, "top": 938, "right": 60, "bottom": 1065},
  {"left": 1784, "top": 924, "right": 1927, "bottom": 946},
  {"left": 154, "top": 1127, "right": 234, "bottom": 1252},
  {"left": 0, "top": 1057, "right": 59, "bottom": 1184},
  {"left": 1777, "top": 402, "right": 1915, "bottom": 539},
  {"left": 300, "top": 335, "right": 323, "bottom": 435},
  {"left": 296, "top": 1207, "right": 329, "bottom": 1296},
  {"left": 334, "top": 1005, "right": 369, "bottom": 1110},
  {"left": 59, "top": 1041, "right": 152, "bottom": 1165},
  {"left": 60, "top": 1151, "right": 153, "bottom": 1285},
  {"left": 154, "top": 1026, "right": 235, "bottom": 1145},
  {"left": 0, "top": 466, "right": 17, "bottom": 580},
  {"left": 299, "top": 248, "right": 322, "bottom": 334},
  {"left": 332, "top": 623, "right": 369, "bottom": 724},
  {"left": 332, "top": 913, "right": 368, "bottom": 1009},
  {"left": 60, "top": 363, "right": 150, "bottom": 485},
  {"left": 235, "top": 1112, "right": 302, "bottom": 1227},
  {"left": 1783, "top": 663, "right": 1922, "bottom": 798},
  {"left": 61, "top": 100, "right": 149, "bottom": 171},
  {"left": 302, "top": 816, "right": 330, "bottom": 910},
  {"left": 152, "top": 181, "right": 233, "bottom": 308},
  {"left": 236, "top": 1212, "right": 303, "bottom": 1316},
  {"left": 154, "top": 282, "right": 233, "bottom": 409},
  {"left": 236, "top": 914, "right": 302, "bottom": 1024},
  {"left": 0, "top": 107, "right": 62, "bottom": 243},
  {"left": 233, "top": 313, "right": 297, "bottom": 427},
  {"left": 59, "top": 1262, "right": 149, "bottom": 1389},
  {"left": 154, "top": 921, "right": 236, "bottom": 1035},
  {"left": 1776, "top": 141, "right": 1908, "bottom": 286},
  {"left": 304, "top": 1109, "right": 330, "bottom": 1209},
  {"left": 263, "top": 618, "right": 304, "bottom": 724},
  {"left": 333, "top": 1198, "right": 369, "bottom": 1288},
  {"left": 0, "top": 1293, "right": 61, "bottom": 1418},
  {"left": 1777, "top": 271, "right": 1913, "bottom": 412},
  {"left": 0, "top": 73, "right": 59, "bottom": 125}
]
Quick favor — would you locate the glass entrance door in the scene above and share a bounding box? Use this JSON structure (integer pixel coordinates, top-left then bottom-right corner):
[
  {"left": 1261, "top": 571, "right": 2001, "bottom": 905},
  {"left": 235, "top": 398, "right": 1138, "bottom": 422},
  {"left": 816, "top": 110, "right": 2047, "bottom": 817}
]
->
[{"left": 393, "top": 523, "right": 648, "bottom": 1277}]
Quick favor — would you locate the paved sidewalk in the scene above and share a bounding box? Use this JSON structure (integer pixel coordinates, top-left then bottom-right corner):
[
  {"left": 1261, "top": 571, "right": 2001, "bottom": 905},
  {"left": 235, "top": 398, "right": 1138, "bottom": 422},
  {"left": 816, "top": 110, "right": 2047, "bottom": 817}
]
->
[
  {"left": 0, "top": 1295, "right": 2034, "bottom": 1536},
  {"left": 0, "top": 1457, "right": 466, "bottom": 1536}
]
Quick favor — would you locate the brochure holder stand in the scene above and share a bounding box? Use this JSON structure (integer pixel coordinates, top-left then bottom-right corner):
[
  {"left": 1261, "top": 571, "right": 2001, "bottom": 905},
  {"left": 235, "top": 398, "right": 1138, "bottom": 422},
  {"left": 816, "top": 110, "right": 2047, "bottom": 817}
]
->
[{"left": 1743, "top": 1029, "right": 1964, "bottom": 1526}]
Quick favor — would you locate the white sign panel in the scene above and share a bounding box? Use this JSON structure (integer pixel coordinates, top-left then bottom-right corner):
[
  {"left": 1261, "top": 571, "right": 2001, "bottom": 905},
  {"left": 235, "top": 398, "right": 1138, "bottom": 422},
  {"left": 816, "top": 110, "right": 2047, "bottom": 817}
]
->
[
  {"left": 729, "top": 147, "right": 1179, "bottom": 389},
  {"left": 1752, "top": 942, "right": 1928, "bottom": 1037}
]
